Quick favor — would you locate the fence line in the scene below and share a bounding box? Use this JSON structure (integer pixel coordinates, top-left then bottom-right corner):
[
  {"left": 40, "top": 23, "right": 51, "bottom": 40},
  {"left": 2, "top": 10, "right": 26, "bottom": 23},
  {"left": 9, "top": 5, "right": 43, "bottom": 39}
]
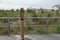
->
[
  {"left": 0, "top": 25, "right": 60, "bottom": 27},
  {"left": 0, "top": 17, "right": 60, "bottom": 19},
  {"left": 0, "top": 17, "right": 60, "bottom": 36},
  {"left": 0, "top": 17, "right": 60, "bottom": 27}
]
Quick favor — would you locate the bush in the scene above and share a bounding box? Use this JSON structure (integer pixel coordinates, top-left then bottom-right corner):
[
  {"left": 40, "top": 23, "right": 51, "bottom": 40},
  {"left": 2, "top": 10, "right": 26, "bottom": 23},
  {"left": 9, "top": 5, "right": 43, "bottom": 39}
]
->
[
  {"left": 35, "top": 27, "right": 46, "bottom": 34},
  {"left": 57, "top": 26, "right": 60, "bottom": 33}
]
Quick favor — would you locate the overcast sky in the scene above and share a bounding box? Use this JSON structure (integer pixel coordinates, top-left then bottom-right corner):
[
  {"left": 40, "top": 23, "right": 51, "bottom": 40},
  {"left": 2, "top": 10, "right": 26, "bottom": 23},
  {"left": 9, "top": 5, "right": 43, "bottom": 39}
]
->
[{"left": 0, "top": 0, "right": 60, "bottom": 10}]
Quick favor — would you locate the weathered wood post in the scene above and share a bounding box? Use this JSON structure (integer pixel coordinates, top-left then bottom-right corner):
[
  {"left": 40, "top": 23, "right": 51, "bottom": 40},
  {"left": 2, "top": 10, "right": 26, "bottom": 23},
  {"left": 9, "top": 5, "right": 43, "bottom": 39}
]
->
[
  {"left": 20, "top": 8, "right": 25, "bottom": 40},
  {"left": 46, "top": 18, "right": 48, "bottom": 34},
  {"left": 8, "top": 18, "right": 10, "bottom": 36}
]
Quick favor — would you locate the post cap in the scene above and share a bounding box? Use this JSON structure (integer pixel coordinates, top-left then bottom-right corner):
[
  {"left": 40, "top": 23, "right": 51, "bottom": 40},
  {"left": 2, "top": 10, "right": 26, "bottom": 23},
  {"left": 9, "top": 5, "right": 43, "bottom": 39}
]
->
[
  {"left": 20, "top": 8, "right": 25, "bottom": 18},
  {"left": 20, "top": 8, "right": 25, "bottom": 12}
]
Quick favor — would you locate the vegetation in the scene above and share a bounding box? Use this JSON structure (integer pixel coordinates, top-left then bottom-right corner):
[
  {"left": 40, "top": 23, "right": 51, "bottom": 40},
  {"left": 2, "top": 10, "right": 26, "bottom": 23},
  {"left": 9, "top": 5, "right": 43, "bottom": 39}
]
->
[{"left": 0, "top": 8, "right": 60, "bottom": 35}]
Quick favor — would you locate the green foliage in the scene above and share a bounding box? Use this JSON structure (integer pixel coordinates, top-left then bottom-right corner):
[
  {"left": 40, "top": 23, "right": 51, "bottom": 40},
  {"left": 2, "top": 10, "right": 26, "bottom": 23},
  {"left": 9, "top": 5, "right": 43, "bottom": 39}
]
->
[
  {"left": 11, "top": 9, "right": 14, "bottom": 11},
  {"left": 56, "top": 26, "right": 60, "bottom": 33},
  {"left": 16, "top": 9, "right": 19, "bottom": 11},
  {"left": 0, "top": 28, "right": 8, "bottom": 35},
  {"left": 0, "top": 8, "right": 60, "bottom": 35},
  {"left": 35, "top": 27, "right": 46, "bottom": 34},
  {"left": 26, "top": 8, "right": 36, "bottom": 13}
]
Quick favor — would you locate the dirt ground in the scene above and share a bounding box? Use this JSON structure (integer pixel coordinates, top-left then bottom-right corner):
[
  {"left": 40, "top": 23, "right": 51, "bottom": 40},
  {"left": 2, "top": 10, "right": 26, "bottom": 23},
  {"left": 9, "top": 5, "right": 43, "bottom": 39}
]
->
[{"left": 0, "top": 34, "right": 60, "bottom": 40}]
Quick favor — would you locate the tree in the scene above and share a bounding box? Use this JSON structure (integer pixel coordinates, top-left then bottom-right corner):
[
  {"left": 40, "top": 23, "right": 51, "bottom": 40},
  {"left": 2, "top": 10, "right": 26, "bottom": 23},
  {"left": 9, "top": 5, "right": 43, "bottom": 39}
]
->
[
  {"left": 26, "top": 8, "right": 32, "bottom": 13},
  {"left": 53, "top": 5, "right": 60, "bottom": 10},
  {"left": 11, "top": 9, "right": 14, "bottom": 11},
  {"left": 0, "top": 10, "right": 5, "bottom": 12},
  {"left": 26, "top": 8, "right": 36, "bottom": 13},
  {"left": 16, "top": 9, "right": 19, "bottom": 11},
  {"left": 51, "top": 9, "right": 54, "bottom": 11},
  {"left": 56, "top": 10, "right": 59, "bottom": 15},
  {"left": 40, "top": 8, "right": 44, "bottom": 13}
]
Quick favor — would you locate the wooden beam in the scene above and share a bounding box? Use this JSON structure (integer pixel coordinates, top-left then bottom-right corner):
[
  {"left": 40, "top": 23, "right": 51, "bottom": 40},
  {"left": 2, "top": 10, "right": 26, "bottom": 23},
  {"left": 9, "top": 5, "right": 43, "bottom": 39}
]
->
[{"left": 20, "top": 8, "right": 25, "bottom": 40}]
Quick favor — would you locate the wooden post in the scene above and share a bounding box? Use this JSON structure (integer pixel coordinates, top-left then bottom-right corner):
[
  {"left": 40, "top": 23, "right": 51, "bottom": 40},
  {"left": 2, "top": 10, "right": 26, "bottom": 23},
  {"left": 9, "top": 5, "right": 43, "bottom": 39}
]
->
[
  {"left": 20, "top": 8, "right": 25, "bottom": 40},
  {"left": 8, "top": 18, "right": 10, "bottom": 36},
  {"left": 46, "top": 18, "right": 48, "bottom": 34}
]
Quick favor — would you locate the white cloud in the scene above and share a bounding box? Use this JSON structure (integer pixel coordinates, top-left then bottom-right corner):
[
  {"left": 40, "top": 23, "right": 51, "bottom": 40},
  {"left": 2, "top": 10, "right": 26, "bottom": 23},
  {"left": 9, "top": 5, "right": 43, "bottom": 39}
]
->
[{"left": 0, "top": 0, "right": 60, "bottom": 10}]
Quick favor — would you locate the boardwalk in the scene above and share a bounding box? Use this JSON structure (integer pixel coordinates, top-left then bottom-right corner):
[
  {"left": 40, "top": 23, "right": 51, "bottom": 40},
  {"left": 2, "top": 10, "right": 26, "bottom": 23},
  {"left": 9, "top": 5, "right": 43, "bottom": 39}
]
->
[{"left": 0, "top": 34, "right": 60, "bottom": 40}]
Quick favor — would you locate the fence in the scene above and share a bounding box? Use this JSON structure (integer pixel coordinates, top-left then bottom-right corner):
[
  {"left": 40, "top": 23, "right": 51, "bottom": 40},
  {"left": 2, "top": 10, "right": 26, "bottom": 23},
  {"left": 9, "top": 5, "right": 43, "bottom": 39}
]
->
[
  {"left": 0, "top": 8, "right": 60, "bottom": 40},
  {"left": 0, "top": 17, "right": 60, "bottom": 32}
]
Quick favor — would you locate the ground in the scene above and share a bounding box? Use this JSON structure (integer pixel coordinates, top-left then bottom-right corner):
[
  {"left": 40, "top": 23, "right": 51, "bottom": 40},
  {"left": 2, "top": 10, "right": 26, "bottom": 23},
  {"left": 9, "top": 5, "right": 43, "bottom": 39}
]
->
[{"left": 0, "top": 34, "right": 60, "bottom": 40}]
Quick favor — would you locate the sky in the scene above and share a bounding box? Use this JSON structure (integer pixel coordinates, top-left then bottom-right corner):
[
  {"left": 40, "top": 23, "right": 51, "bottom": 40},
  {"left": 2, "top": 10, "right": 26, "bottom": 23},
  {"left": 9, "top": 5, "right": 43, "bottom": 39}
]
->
[{"left": 0, "top": 0, "right": 60, "bottom": 10}]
